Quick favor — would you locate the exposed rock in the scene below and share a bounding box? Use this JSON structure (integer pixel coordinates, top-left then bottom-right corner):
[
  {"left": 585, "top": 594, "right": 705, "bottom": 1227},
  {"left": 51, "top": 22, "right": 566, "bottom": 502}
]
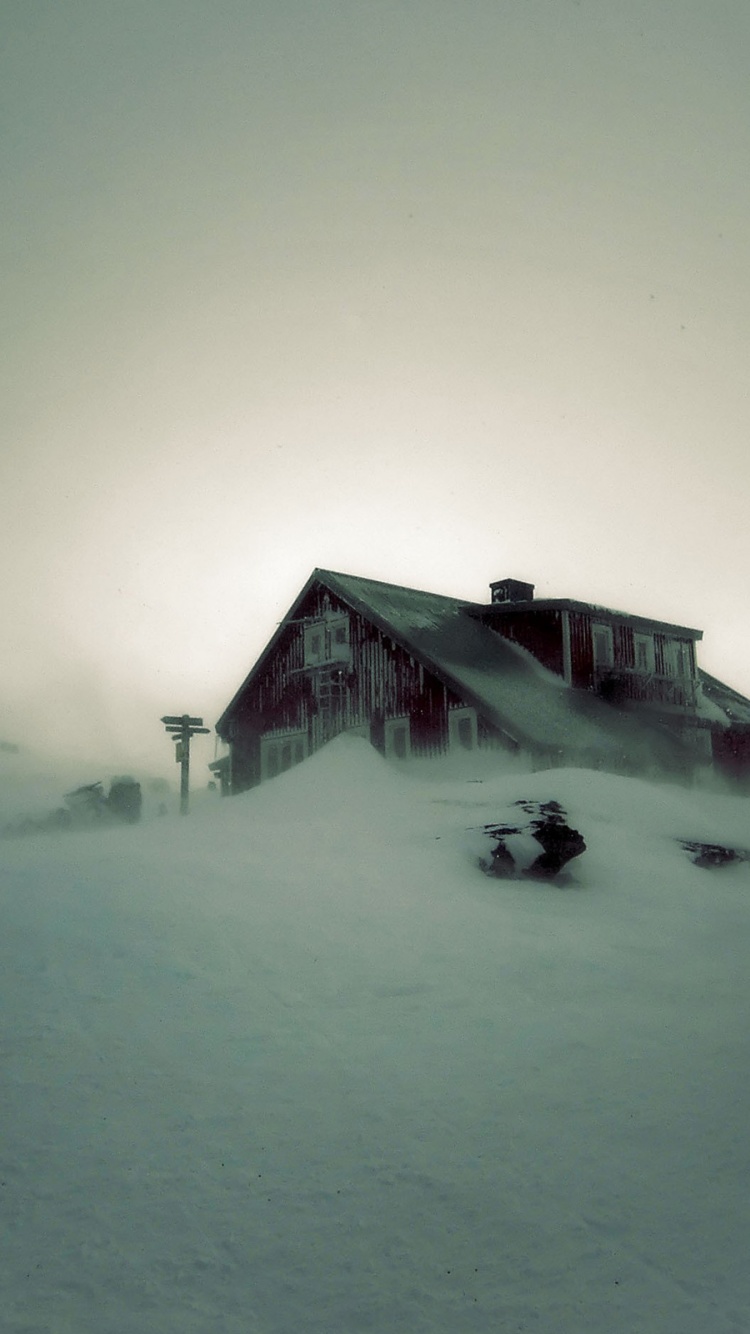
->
[
  {"left": 679, "top": 840, "right": 749, "bottom": 869},
  {"left": 478, "top": 800, "right": 587, "bottom": 882},
  {"left": 2, "top": 777, "right": 143, "bottom": 839}
]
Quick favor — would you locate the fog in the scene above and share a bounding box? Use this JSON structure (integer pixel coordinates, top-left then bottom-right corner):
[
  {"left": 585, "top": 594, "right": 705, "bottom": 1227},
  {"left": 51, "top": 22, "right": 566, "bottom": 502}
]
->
[{"left": 2, "top": 1, "right": 750, "bottom": 765}]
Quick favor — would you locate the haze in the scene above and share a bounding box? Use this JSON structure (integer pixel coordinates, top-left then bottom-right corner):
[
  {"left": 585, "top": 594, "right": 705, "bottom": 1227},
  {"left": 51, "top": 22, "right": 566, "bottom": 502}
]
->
[{"left": 2, "top": 0, "right": 748, "bottom": 774}]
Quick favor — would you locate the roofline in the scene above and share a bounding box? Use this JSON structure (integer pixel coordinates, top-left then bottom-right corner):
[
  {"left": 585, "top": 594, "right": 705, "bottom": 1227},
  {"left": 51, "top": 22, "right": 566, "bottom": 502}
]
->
[
  {"left": 318, "top": 572, "right": 528, "bottom": 746},
  {"left": 215, "top": 569, "right": 321, "bottom": 734},
  {"left": 216, "top": 567, "right": 524, "bottom": 744},
  {"left": 215, "top": 568, "right": 706, "bottom": 739},
  {"left": 473, "top": 598, "right": 703, "bottom": 640},
  {"left": 699, "top": 669, "right": 750, "bottom": 707}
]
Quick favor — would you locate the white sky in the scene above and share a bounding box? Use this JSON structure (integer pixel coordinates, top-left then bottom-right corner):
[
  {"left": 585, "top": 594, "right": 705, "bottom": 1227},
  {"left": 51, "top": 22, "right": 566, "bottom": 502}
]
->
[{"left": 2, "top": 0, "right": 749, "bottom": 772}]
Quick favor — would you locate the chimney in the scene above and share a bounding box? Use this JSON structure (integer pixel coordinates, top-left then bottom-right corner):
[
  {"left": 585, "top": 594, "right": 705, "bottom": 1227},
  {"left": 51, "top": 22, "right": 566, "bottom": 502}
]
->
[{"left": 489, "top": 578, "right": 535, "bottom": 605}]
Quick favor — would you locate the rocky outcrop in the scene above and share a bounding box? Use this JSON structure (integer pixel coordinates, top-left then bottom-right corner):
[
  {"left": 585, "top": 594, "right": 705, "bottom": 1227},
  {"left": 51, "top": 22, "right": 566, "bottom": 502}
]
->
[
  {"left": 679, "top": 840, "right": 749, "bottom": 869},
  {"left": 478, "top": 800, "right": 586, "bottom": 882}
]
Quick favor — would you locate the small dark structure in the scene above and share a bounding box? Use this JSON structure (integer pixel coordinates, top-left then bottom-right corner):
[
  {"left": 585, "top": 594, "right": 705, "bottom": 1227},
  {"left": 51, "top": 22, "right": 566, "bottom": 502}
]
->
[{"left": 214, "top": 569, "right": 750, "bottom": 792}]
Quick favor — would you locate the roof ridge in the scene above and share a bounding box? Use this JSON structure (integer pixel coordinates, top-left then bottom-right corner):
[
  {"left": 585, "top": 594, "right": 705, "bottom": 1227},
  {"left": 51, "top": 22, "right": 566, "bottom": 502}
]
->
[{"left": 317, "top": 568, "right": 473, "bottom": 605}]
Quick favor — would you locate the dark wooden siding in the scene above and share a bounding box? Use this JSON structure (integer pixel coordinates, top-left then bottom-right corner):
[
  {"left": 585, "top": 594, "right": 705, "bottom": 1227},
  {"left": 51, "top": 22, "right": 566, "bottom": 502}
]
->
[
  {"left": 483, "top": 609, "right": 564, "bottom": 676},
  {"left": 569, "top": 612, "right": 594, "bottom": 689},
  {"left": 712, "top": 726, "right": 750, "bottom": 784},
  {"left": 224, "top": 582, "right": 478, "bottom": 789},
  {"left": 569, "top": 612, "right": 696, "bottom": 708}
]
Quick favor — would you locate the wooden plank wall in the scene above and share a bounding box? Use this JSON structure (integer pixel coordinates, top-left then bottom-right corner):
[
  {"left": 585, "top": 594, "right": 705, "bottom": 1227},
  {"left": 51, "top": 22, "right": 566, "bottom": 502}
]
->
[
  {"left": 482, "top": 609, "right": 564, "bottom": 677},
  {"left": 227, "top": 584, "right": 469, "bottom": 783},
  {"left": 569, "top": 612, "right": 594, "bottom": 689}
]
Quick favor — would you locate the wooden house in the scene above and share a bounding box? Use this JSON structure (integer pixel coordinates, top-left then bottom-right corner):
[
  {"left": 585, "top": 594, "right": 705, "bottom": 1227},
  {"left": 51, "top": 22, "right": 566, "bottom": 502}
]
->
[{"left": 213, "top": 569, "right": 750, "bottom": 792}]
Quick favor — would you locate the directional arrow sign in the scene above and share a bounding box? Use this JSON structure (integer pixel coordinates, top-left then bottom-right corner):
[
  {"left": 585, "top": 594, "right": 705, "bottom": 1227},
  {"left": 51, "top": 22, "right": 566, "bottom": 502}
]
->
[{"left": 162, "top": 715, "right": 204, "bottom": 727}]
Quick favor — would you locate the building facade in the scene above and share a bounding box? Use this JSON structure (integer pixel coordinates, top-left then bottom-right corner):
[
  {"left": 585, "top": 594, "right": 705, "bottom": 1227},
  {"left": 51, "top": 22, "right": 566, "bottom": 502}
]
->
[{"left": 214, "top": 569, "right": 748, "bottom": 792}]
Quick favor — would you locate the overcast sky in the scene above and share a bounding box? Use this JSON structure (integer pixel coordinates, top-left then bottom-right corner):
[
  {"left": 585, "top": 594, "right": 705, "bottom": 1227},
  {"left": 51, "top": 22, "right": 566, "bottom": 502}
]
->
[{"left": 3, "top": 0, "right": 749, "bottom": 772}]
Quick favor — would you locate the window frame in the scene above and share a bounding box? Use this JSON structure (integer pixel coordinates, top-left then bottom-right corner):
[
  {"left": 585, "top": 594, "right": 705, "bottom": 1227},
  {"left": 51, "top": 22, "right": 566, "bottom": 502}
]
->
[
  {"left": 448, "top": 706, "right": 478, "bottom": 751},
  {"left": 384, "top": 716, "right": 412, "bottom": 760}
]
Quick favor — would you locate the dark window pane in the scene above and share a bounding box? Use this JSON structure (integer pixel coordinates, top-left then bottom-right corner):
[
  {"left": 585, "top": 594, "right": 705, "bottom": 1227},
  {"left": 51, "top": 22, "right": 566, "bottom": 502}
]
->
[
  {"left": 393, "top": 725, "right": 407, "bottom": 759},
  {"left": 457, "top": 716, "right": 473, "bottom": 750}
]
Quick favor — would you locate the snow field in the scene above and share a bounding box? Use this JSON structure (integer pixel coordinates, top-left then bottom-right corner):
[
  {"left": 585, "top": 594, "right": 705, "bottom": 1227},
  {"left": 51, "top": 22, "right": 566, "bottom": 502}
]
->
[{"left": 1, "top": 735, "right": 749, "bottom": 1332}]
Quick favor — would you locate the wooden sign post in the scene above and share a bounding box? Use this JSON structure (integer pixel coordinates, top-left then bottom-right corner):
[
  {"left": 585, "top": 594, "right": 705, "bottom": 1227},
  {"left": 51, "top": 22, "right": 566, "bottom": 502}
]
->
[{"left": 161, "top": 715, "right": 210, "bottom": 814}]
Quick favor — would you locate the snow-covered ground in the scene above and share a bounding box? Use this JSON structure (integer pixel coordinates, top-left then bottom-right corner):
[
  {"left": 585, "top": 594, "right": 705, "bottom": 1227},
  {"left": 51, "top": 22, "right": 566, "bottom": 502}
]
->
[{"left": 2, "top": 736, "right": 749, "bottom": 1333}]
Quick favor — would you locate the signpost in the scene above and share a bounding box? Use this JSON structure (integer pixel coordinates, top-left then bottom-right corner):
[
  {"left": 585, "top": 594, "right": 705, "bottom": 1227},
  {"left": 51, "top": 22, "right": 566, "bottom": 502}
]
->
[{"left": 161, "top": 714, "right": 210, "bottom": 815}]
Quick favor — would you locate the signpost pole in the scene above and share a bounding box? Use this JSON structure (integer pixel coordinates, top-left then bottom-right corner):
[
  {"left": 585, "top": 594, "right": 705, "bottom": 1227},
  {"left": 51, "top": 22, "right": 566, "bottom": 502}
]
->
[
  {"left": 180, "top": 717, "right": 190, "bottom": 816},
  {"left": 161, "top": 714, "right": 211, "bottom": 816}
]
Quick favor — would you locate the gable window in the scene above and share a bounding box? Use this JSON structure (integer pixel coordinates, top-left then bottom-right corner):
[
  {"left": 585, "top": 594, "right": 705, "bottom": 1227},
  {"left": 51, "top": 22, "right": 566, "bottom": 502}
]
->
[
  {"left": 328, "top": 616, "right": 351, "bottom": 662},
  {"left": 303, "top": 616, "right": 351, "bottom": 666},
  {"left": 303, "top": 622, "right": 326, "bottom": 666},
  {"left": 591, "top": 623, "right": 614, "bottom": 669}
]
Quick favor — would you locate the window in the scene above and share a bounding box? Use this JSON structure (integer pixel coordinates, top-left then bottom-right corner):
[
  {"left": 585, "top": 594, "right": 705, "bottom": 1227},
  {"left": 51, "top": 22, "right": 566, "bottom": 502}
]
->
[
  {"left": 449, "top": 707, "right": 477, "bottom": 751},
  {"left": 384, "top": 717, "right": 411, "bottom": 760},
  {"left": 261, "top": 730, "right": 308, "bottom": 780},
  {"left": 304, "top": 622, "right": 326, "bottom": 665},
  {"left": 591, "top": 623, "right": 614, "bottom": 669},
  {"left": 329, "top": 616, "right": 351, "bottom": 662},
  {"left": 634, "top": 632, "right": 654, "bottom": 674},
  {"left": 303, "top": 616, "right": 351, "bottom": 665},
  {"left": 669, "top": 640, "right": 692, "bottom": 679}
]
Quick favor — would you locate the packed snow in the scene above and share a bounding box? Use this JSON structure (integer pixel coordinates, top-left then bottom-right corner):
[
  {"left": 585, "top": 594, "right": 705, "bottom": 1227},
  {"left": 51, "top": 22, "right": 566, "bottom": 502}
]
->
[{"left": 2, "top": 736, "right": 749, "bottom": 1333}]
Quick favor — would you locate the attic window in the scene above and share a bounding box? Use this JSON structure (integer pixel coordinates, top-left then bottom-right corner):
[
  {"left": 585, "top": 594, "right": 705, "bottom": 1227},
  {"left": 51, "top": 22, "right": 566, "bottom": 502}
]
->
[
  {"left": 303, "top": 616, "right": 351, "bottom": 665},
  {"left": 303, "top": 622, "right": 326, "bottom": 665},
  {"left": 329, "top": 616, "right": 351, "bottom": 662}
]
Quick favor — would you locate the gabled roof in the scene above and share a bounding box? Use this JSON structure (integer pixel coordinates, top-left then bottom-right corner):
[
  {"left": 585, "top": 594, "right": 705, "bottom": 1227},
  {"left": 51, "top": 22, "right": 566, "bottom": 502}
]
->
[
  {"left": 217, "top": 568, "right": 701, "bottom": 767},
  {"left": 317, "top": 571, "right": 693, "bottom": 762}
]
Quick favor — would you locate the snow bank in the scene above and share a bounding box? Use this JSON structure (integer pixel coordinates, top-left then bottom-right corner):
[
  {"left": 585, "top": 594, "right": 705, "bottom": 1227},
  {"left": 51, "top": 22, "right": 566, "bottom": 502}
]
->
[{"left": 2, "top": 735, "right": 749, "bottom": 1332}]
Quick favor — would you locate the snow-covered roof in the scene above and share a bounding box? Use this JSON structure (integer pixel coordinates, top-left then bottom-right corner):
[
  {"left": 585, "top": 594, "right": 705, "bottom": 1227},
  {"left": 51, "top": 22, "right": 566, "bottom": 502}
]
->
[
  {"left": 478, "top": 597, "right": 703, "bottom": 640},
  {"left": 314, "top": 571, "right": 693, "bottom": 766},
  {"left": 217, "top": 567, "right": 747, "bottom": 766},
  {"left": 699, "top": 670, "right": 750, "bottom": 727}
]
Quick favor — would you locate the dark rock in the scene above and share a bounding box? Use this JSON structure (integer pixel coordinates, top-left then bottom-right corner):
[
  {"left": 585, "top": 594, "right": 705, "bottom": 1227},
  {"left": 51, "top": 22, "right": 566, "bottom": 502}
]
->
[
  {"left": 525, "top": 823, "right": 587, "bottom": 879},
  {"left": 107, "top": 777, "right": 142, "bottom": 824},
  {"left": 478, "top": 800, "right": 586, "bottom": 883},
  {"left": 679, "top": 840, "right": 748, "bottom": 869}
]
